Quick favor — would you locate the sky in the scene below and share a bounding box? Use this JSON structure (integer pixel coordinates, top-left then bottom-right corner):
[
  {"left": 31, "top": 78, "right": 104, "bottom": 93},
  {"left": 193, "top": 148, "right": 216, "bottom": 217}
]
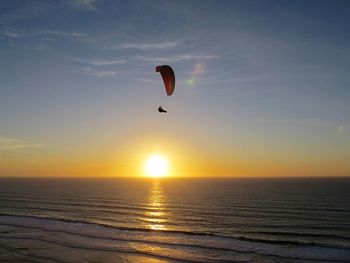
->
[{"left": 0, "top": 0, "right": 349, "bottom": 177}]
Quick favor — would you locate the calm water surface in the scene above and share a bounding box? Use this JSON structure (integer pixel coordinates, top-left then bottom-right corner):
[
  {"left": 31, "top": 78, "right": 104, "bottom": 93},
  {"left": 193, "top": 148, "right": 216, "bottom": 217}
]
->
[{"left": 0, "top": 177, "right": 349, "bottom": 262}]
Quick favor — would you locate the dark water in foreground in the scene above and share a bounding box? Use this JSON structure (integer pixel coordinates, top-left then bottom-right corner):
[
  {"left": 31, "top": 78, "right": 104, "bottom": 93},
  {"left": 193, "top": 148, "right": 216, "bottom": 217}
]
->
[{"left": 0, "top": 177, "right": 349, "bottom": 262}]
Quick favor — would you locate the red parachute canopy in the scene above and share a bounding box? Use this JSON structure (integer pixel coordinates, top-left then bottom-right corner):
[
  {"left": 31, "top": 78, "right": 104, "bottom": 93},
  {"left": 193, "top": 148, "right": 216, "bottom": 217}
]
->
[{"left": 156, "top": 65, "right": 175, "bottom": 96}]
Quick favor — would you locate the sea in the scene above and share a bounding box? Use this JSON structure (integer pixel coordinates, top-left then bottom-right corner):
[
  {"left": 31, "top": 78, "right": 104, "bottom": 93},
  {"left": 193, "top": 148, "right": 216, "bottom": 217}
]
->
[{"left": 0, "top": 177, "right": 349, "bottom": 262}]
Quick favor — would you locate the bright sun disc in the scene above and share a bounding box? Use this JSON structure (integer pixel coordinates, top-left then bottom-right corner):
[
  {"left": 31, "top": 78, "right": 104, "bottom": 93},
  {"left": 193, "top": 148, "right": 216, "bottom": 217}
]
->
[{"left": 144, "top": 154, "right": 168, "bottom": 177}]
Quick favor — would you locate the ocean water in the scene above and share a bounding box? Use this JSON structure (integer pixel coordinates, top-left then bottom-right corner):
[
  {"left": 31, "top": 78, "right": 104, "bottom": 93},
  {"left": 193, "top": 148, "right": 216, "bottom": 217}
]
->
[{"left": 0, "top": 177, "right": 349, "bottom": 262}]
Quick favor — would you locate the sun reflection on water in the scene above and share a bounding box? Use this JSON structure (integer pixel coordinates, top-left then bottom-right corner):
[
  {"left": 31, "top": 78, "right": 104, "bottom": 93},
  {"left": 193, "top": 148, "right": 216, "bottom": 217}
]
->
[{"left": 144, "top": 180, "right": 168, "bottom": 231}]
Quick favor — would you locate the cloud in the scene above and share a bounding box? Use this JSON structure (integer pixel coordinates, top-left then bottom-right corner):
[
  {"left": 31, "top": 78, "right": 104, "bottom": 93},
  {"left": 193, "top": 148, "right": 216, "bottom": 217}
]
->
[
  {"left": 0, "top": 2, "right": 58, "bottom": 25},
  {"left": 137, "top": 54, "right": 219, "bottom": 63},
  {"left": 31, "top": 30, "right": 87, "bottom": 38},
  {"left": 110, "top": 41, "right": 180, "bottom": 50},
  {"left": 259, "top": 117, "right": 327, "bottom": 127},
  {"left": 8, "top": 42, "right": 47, "bottom": 51},
  {"left": 136, "top": 78, "right": 159, "bottom": 84},
  {"left": 0, "top": 29, "right": 87, "bottom": 40},
  {"left": 0, "top": 137, "right": 43, "bottom": 151},
  {"left": 0, "top": 30, "right": 21, "bottom": 38},
  {"left": 82, "top": 67, "right": 119, "bottom": 78},
  {"left": 72, "top": 57, "right": 126, "bottom": 66},
  {"left": 67, "top": 0, "right": 99, "bottom": 12},
  {"left": 202, "top": 76, "right": 259, "bottom": 85}
]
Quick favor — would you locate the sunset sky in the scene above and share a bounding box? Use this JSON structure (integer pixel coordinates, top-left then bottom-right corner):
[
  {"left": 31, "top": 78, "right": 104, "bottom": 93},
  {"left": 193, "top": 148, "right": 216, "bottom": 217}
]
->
[{"left": 0, "top": 0, "right": 349, "bottom": 177}]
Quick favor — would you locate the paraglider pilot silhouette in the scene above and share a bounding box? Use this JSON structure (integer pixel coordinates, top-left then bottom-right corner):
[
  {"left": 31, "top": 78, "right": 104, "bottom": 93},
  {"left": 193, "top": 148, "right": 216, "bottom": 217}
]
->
[
  {"left": 156, "top": 65, "right": 175, "bottom": 113},
  {"left": 158, "top": 106, "right": 167, "bottom": 113}
]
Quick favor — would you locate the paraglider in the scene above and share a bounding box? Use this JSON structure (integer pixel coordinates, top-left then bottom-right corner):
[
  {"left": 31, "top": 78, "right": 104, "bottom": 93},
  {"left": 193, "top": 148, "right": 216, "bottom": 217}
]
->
[
  {"left": 156, "top": 65, "right": 175, "bottom": 96},
  {"left": 156, "top": 65, "right": 175, "bottom": 113}
]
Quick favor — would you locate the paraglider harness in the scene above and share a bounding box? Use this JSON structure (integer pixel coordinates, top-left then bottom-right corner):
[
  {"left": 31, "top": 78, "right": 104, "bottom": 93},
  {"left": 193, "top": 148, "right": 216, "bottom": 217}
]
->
[{"left": 158, "top": 106, "right": 167, "bottom": 113}]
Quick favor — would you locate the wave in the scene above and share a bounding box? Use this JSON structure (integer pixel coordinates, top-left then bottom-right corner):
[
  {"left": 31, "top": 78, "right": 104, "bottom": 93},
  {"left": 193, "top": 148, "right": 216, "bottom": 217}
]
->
[
  {"left": 3, "top": 192, "right": 350, "bottom": 215},
  {"left": 0, "top": 214, "right": 349, "bottom": 263},
  {"left": 2, "top": 201, "right": 349, "bottom": 230},
  {"left": 1, "top": 236, "right": 204, "bottom": 263},
  {"left": 3, "top": 235, "right": 348, "bottom": 263},
  {"left": 0, "top": 213, "right": 349, "bottom": 249}
]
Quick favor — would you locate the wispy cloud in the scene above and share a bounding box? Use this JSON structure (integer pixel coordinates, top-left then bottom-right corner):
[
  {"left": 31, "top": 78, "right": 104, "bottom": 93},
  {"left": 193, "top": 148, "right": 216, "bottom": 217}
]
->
[
  {"left": 136, "top": 78, "right": 159, "bottom": 84},
  {"left": 0, "top": 137, "right": 43, "bottom": 151},
  {"left": 0, "top": 29, "right": 87, "bottom": 40},
  {"left": 203, "top": 76, "right": 259, "bottom": 85},
  {"left": 0, "top": 30, "right": 21, "bottom": 38},
  {"left": 8, "top": 42, "right": 47, "bottom": 51},
  {"left": 72, "top": 57, "right": 126, "bottom": 66},
  {"left": 0, "top": 2, "right": 58, "bottom": 25},
  {"left": 81, "top": 67, "right": 119, "bottom": 78},
  {"left": 67, "top": 0, "right": 99, "bottom": 12},
  {"left": 137, "top": 54, "right": 219, "bottom": 63},
  {"left": 259, "top": 117, "right": 328, "bottom": 127},
  {"left": 32, "top": 30, "right": 87, "bottom": 38},
  {"left": 0, "top": 1, "right": 97, "bottom": 25},
  {"left": 109, "top": 41, "right": 180, "bottom": 50}
]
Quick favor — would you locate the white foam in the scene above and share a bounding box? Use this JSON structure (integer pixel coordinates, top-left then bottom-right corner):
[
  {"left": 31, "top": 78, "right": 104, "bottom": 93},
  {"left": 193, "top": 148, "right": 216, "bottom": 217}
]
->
[{"left": 1, "top": 215, "right": 349, "bottom": 262}]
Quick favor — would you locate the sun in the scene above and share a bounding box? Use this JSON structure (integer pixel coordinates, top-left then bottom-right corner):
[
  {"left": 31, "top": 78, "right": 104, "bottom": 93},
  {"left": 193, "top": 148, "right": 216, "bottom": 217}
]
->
[{"left": 144, "top": 154, "right": 169, "bottom": 177}]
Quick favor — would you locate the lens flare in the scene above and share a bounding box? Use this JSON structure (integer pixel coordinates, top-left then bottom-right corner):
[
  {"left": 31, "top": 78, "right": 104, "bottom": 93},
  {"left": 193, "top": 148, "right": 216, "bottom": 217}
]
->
[{"left": 186, "top": 63, "right": 205, "bottom": 87}]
